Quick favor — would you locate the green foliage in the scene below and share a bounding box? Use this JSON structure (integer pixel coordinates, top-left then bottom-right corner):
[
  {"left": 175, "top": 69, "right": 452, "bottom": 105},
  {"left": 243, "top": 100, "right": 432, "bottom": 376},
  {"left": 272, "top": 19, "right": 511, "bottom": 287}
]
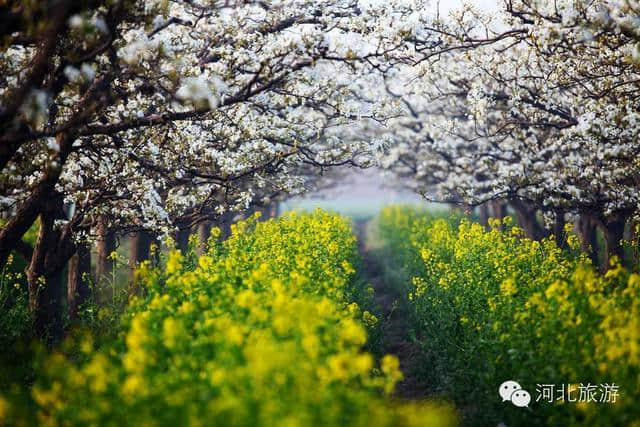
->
[
  {"left": 0, "top": 217, "right": 39, "bottom": 345},
  {"left": 0, "top": 255, "right": 31, "bottom": 344},
  {"left": 378, "top": 206, "right": 640, "bottom": 426},
  {"left": 0, "top": 255, "right": 33, "bottom": 382}
]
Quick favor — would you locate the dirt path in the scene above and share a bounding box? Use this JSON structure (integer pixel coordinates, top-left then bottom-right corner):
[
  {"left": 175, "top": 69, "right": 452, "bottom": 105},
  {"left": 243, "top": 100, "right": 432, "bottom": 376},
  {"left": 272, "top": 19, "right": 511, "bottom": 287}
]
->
[{"left": 354, "top": 220, "right": 430, "bottom": 399}]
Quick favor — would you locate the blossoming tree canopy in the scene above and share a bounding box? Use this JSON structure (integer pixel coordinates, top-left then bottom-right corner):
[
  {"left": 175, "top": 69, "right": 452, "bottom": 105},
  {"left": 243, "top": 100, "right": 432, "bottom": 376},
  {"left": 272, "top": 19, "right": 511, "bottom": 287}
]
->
[
  {"left": 0, "top": 0, "right": 440, "bottom": 335},
  {"left": 381, "top": 0, "right": 640, "bottom": 258},
  {"left": 4, "top": 0, "right": 639, "bottom": 335}
]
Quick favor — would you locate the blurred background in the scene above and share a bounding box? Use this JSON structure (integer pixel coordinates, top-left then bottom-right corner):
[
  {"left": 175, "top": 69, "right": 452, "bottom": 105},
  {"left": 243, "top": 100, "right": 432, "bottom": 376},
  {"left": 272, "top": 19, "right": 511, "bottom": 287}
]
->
[{"left": 281, "top": 168, "right": 446, "bottom": 220}]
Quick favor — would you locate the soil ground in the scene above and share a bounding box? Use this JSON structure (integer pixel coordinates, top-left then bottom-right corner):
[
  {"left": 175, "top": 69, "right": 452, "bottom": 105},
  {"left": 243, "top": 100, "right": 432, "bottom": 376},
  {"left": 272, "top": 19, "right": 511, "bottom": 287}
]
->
[{"left": 354, "top": 219, "right": 431, "bottom": 399}]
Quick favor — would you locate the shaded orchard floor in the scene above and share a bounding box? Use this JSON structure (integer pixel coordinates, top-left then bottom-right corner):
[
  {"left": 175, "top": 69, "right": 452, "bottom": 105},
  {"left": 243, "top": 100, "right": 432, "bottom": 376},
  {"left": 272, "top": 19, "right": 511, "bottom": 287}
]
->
[{"left": 354, "top": 219, "right": 432, "bottom": 400}]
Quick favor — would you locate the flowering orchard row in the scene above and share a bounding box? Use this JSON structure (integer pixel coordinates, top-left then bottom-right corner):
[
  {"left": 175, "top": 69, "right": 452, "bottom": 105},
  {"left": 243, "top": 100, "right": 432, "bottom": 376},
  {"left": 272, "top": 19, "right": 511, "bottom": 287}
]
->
[
  {"left": 377, "top": 206, "right": 639, "bottom": 427},
  {"left": 0, "top": 0, "right": 423, "bottom": 336},
  {"left": 0, "top": 211, "right": 455, "bottom": 427},
  {"left": 382, "top": 1, "right": 640, "bottom": 243}
]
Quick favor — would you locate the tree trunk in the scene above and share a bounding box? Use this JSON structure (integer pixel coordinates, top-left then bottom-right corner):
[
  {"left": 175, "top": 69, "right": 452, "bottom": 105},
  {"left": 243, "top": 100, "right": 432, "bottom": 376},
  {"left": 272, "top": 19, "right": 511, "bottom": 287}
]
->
[
  {"left": 268, "top": 202, "right": 280, "bottom": 219},
  {"left": 67, "top": 242, "right": 91, "bottom": 321},
  {"left": 255, "top": 205, "right": 269, "bottom": 221},
  {"left": 0, "top": 190, "right": 41, "bottom": 268},
  {"left": 243, "top": 205, "right": 257, "bottom": 220},
  {"left": 175, "top": 227, "right": 190, "bottom": 253},
  {"left": 478, "top": 203, "right": 490, "bottom": 227},
  {"left": 489, "top": 200, "right": 507, "bottom": 220},
  {"left": 128, "top": 231, "right": 153, "bottom": 279},
  {"left": 96, "top": 217, "right": 116, "bottom": 280},
  {"left": 629, "top": 220, "right": 639, "bottom": 269},
  {"left": 220, "top": 211, "right": 233, "bottom": 240},
  {"left": 0, "top": 133, "right": 74, "bottom": 267},
  {"left": 602, "top": 215, "right": 627, "bottom": 270},
  {"left": 553, "top": 210, "right": 567, "bottom": 250},
  {"left": 510, "top": 200, "right": 547, "bottom": 240},
  {"left": 196, "top": 221, "right": 211, "bottom": 255},
  {"left": 26, "top": 197, "right": 66, "bottom": 340},
  {"left": 622, "top": 220, "right": 634, "bottom": 269},
  {"left": 95, "top": 217, "right": 116, "bottom": 306},
  {"left": 576, "top": 215, "right": 599, "bottom": 268},
  {"left": 488, "top": 200, "right": 507, "bottom": 231}
]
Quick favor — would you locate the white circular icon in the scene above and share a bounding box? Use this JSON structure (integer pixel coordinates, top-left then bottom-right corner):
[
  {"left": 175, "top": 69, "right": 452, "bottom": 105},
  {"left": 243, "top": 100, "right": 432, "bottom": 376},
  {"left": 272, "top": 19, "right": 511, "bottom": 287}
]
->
[
  {"left": 499, "top": 380, "right": 531, "bottom": 408},
  {"left": 499, "top": 380, "right": 522, "bottom": 402},
  {"left": 510, "top": 389, "right": 531, "bottom": 408}
]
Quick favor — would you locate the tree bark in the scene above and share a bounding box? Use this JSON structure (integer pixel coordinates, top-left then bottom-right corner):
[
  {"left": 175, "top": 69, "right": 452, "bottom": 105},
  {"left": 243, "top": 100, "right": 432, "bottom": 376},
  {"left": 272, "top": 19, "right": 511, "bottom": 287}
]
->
[
  {"left": 67, "top": 242, "right": 91, "bottom": 321},
  {"left": 96, "top": 217, "right": 116, "bottom": 280},
  {"left": 128, "top": 231, "right": 153, "bottom": 279},
  {"left": 175, "top": 227, "right": 190, "bottom": 253},
  {"left": 0, "top": 0, "right": 73, "bottom": 169},
  {"left": 478, "top": 203, "right": 490, "bottom": 227},
  {"left": 268, "top": 202, "right": 280, "bottom": 219},
  {"left": 196, "top": 221, "right": 212, "bottom": 255},
  {"left": 510, "top": 200, "right": 547, "bottom": 240},
  {"left": 487, "top": 200, "right": 508, "bottom": 231},
  {"left": 0, "top": 133, "right": 73, "bottom": 267},
  {"left": 489, "top": 200, "right": 507, "bottom": 220},
  {"left": 629, "top": 220, "right": 639, "bottom": 268},
  {"left": 14, "top": 240, "right": 34, "bottom": 263},
  {"left": 553, "top": 210, "right": 567, "bottom": 250},
  {"left": 220, "top": 212, "right": 233, "bottom": 240},
  {"left": 243, "top": 205, "right": 257, "bottom": 220},
  {"left": 26, "top": 196, "right": 66, "bottom": 340},
  {"left": 602, "top": 215, "right": 627, "bottom": 270},
  {"left": 255, "top": 205, "right": 269, "bottom": 221},
  {"left": 576, "top": 215, "right": 600, "bottom": 268}
]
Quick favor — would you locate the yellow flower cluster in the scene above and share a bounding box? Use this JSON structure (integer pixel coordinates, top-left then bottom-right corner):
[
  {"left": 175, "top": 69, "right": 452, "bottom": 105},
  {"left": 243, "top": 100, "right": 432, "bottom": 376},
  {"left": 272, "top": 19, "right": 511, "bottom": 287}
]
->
[
  {"left": 378, "top": 206, "right": 640, "bottom": 426},
  {"left": 3, "top": 210, "right": 456, "bottom": 427}
]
